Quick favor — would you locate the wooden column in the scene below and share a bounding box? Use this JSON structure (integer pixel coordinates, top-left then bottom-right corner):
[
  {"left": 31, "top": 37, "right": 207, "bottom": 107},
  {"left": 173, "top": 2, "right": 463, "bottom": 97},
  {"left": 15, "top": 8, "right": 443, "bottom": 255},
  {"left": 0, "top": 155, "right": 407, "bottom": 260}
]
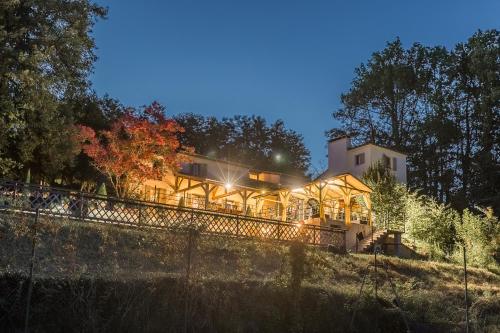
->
[
  {"left": 278, "top": 191, "right": 291, "bottom": 222},
  {"left": 202, "top": 183, "right": 218, "bottom": 210},
  {"left": 318, "top": 183, "right": 328, "bottom": 221},
  {"left": 242, "top": 190, "right": 247, "bottom": 214},
  {"left": 344, "top": 193, "right": 352, "bottom": 226},
  {"left": 256, "top": 198, "right": 264, "bottom": 218},
  {"left": 203, "top": 184, "right": 210, "bottom": 209}
]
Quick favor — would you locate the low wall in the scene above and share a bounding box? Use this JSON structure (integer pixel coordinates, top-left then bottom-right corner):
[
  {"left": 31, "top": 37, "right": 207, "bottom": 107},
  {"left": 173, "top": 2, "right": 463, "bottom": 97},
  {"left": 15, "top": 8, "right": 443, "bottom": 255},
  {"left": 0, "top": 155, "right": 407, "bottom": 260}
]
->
[{"left": 345, "top": 223, "right": 372, "bottom": 250}]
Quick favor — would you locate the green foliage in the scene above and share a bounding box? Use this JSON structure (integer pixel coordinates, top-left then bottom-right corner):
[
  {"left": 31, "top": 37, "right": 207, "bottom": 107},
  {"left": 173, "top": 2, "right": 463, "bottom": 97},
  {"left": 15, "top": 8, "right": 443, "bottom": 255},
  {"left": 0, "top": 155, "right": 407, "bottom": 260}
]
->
[
  {"left": 329, "top": 30, "right": 500, "bottom": 214},
  {"left": 404, "top": 192, "right": 458, "bottom": 260},
  {"left": 174, "top": 114, "right": 311, "bottom": 176},
  {"left": 96, "top": 183, "right": 107, "bottom": 196},
  {"left": 404, "top": 192, "right": 499, "bottom": 268},
  {"left": 454, "top": 209, "right": 500, "bottom": 268},
  {"left": 364, "top": 161, "right": 498, "bottom": 268},
  {"left": 0, "top": 0, "right": 107, "bottom": 182},
  {"left": 0, "top": 157, "right": 19, "bottom": 177},
  {"left": 362, "top": 161, "right": 406, "bottom": 231}
]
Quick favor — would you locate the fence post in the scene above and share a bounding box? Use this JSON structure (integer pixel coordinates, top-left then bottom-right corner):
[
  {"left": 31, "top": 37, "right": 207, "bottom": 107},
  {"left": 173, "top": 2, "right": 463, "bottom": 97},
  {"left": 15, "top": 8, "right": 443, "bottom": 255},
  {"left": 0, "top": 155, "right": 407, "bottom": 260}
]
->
[
  {"left": 313, "top": 227, "right": 317, "bottom": 245},
  {"left": 24, "top": 207, "right": 39, "bottom": 333},
  {"left": 79, "top": 192, "right": 84, "bottom": 220},
  {"left": 277, "top": 222, "right": 281, "bottom": 241},
  {"left": 138, "top": 204, "right": 143, "bottom": 227},
  {"left": 236, "top": 215, "right": 240, "bottom": 236},
  {"left": 184, "top": 227, "right": 196, "bottom": 333},
  {"left": 190, "top": 208, "right": 195, "bottom": 228}
]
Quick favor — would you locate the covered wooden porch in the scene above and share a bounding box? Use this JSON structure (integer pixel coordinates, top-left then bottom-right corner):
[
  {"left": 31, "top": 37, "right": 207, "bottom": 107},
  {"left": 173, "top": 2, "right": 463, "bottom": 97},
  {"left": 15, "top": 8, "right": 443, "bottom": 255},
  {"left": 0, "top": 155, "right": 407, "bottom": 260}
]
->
[
  {"left": 141, "top": 170, "right": 372, "bottom": 228},
  {"left": 258, "top": 173, "right": 372, "bottom": 227}
]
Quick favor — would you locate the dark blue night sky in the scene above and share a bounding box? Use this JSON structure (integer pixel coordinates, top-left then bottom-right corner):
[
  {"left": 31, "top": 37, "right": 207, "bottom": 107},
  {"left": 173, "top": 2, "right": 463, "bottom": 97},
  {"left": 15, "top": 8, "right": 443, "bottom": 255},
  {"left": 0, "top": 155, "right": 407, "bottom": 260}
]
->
[{"left": 91, "top": 0, "right": 499, "bottom": 169}]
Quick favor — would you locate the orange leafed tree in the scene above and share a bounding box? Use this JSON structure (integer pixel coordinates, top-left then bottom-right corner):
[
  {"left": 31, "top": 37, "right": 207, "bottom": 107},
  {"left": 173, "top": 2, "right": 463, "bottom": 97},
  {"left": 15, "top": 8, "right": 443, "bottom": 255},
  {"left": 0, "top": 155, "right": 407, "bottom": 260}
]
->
[{"left": 77, "top": 102, "right": 190, "bottom": 198}]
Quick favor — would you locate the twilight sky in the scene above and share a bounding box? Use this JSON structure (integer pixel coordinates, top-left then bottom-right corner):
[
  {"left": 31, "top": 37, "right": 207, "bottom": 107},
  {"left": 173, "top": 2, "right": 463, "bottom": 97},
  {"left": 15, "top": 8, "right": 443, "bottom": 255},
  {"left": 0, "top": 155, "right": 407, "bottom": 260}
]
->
[{"left": 90, "top": 0, "right": 500, "bottom": 169}]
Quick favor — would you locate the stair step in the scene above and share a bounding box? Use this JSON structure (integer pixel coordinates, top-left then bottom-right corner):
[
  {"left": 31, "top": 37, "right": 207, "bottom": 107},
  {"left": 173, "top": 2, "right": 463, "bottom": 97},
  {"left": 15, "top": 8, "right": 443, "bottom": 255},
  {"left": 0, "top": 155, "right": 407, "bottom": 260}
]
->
[{"left": 355, "top": 230, "right": 389, "bottom": 253}]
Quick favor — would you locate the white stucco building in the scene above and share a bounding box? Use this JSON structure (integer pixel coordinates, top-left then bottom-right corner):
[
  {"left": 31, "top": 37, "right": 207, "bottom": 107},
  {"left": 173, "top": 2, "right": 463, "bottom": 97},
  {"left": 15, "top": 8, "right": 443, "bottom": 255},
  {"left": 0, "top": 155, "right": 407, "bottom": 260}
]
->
[{"left": 327, "top": 136, "right": 407, "bottom": 183}]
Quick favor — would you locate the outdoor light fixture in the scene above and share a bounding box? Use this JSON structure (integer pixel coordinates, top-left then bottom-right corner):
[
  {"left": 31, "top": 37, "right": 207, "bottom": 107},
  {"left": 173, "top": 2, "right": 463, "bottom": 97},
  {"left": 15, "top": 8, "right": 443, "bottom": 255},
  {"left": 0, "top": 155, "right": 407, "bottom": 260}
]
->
[
  {"left": 225, "top": 183, "right": 233, "bottom": 190},
  {"left": 275, "top": 153, "right": 282, "bottom": 162}
]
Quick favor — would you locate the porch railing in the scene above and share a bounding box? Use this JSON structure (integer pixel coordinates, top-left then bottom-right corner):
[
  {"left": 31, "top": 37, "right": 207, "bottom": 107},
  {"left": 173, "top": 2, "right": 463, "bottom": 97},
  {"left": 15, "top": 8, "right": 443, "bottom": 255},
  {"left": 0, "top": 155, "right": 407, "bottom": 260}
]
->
[{"left": 0, "top": 180, "right": 346, "bottom": 249}]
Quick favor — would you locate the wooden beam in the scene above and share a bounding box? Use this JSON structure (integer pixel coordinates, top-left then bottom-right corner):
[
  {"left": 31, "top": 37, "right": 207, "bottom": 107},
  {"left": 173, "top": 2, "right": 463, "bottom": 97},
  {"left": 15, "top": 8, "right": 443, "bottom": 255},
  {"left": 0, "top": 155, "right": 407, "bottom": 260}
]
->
[
  {"left": 175, "top": 181, "right": 205, "bottom": 194},
  {"left": 278, "top": 190, "right": 291, "bottom": 221},
  {"left": 212, "top": 189, "right": 240, "bottom": 200}
]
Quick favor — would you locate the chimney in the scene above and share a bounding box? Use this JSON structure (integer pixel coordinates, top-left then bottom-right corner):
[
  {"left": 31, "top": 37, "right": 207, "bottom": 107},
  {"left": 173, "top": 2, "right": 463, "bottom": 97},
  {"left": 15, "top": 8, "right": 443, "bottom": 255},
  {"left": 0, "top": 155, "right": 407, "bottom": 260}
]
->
[{"left": 328, "top": 136, "right": 351, "bottom": 174}]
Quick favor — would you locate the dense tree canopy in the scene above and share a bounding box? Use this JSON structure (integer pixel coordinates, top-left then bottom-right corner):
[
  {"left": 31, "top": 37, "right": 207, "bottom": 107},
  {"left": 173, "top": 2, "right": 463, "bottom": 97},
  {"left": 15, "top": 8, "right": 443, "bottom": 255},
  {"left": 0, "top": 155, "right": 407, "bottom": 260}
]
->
[
  {"left": 78, "top": 102, "right": 187, "bottom": 198},
  {"left": 0, "top": 0, "right": 106, "bottom": 180},
  {"left": 328, "top": 30, "right": 500, "bottom": 213},
  {"left": 174, "top": 114, "right": 311, "bottom": 177}
]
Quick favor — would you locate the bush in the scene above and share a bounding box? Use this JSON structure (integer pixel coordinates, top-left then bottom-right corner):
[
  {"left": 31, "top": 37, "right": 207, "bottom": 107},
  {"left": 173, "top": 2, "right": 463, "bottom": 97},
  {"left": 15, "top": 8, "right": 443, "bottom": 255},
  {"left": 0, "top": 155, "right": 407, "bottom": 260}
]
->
[
  {"left": 404, "top": 192, "right": 458, "bottom": 260},
  {"left": 366, "top": 161, "right": 499, "bottom": 269},
  {"left": 453, "top": 209, "right": 499, "bottom": 268},
  {"left": 363, "top": 162, "right": 406, "bottom": 231}
]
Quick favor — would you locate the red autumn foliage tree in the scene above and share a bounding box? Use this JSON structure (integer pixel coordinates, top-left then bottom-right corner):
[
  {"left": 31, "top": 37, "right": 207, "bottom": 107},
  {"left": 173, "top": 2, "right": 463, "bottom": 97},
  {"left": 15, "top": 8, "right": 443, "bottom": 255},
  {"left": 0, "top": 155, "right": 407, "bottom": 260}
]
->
[{"left": 77, "top": 102, "right": 190, "bottom": 198}]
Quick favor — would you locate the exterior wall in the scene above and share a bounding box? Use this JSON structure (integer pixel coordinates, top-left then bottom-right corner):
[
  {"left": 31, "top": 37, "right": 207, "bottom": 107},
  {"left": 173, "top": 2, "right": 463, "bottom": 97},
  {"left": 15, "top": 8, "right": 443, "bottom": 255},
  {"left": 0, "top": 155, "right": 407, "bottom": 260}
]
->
[
  {"left": 257, "top": 172, "right": 280, "bottom": 184},
  {"left": 180, "top": 155, "right": 250, "bottom": 183},
  {"left": 346, "top": 146, "right": 372, "bottom": 180},
  {"left": 181, "top": 155, "right": 282, "bottom": 185},
  {"left": 365, "top": 146, "right": 406, "bottom": 183},
  {"left": 328, "top": 138, "right": 407, "bottom": 183},
  {"left": 327, "top": 137, "right": 350, "bottom": 174},
  {"left": 345, "top": 223, "right": 372, "bottom": 250}
]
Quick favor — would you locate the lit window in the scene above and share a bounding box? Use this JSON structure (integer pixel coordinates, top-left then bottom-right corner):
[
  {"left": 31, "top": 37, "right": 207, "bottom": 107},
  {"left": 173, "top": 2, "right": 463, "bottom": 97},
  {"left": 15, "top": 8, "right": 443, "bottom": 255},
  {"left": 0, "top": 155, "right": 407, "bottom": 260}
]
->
[{"left": 355, "top": 153, "right": 365, "bottom": 165}]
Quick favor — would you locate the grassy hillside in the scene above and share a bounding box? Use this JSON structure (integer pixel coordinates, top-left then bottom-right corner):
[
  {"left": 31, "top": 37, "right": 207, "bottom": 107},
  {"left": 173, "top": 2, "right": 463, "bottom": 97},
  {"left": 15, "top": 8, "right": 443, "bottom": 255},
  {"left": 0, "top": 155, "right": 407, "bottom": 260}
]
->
[{"left": 0, "top": 212, "right": 499, "bottom": 332}]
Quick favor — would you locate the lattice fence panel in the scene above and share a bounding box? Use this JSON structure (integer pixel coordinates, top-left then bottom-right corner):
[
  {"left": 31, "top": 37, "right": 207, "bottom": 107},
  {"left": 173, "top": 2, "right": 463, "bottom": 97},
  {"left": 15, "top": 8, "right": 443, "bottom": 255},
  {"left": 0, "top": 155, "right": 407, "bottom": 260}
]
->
[{"left": 0, "top": 180, "right": 345, "bottom": 250}]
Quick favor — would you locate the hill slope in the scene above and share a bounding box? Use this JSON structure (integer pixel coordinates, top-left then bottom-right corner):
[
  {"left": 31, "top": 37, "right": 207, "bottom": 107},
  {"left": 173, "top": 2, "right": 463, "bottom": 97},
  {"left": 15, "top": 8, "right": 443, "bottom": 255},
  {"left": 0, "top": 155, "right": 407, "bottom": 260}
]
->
[{"left": 0, "top": 212, "right": 499, "bottom": 332}]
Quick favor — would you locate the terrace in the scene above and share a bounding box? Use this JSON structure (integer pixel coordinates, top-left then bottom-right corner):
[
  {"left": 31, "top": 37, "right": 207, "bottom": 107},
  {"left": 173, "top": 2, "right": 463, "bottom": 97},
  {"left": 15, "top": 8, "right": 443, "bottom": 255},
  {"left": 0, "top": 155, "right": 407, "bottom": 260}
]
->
[
  {"left": 141, "top": 153, "right": 373, "bottom": 229},
  {"left": 0, "top": 179, "right": 346, "bottom": 249}
]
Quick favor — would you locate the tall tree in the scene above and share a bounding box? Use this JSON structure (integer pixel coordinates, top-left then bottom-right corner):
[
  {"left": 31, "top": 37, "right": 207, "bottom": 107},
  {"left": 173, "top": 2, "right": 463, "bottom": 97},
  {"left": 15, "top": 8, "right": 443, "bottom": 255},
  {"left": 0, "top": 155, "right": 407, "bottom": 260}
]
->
[
  {"left": 0, "top": 0, "right": 107, "bottom": 181},
  {"left": 61, "top": 94, "right": 125, "bottom": 187},
  {"left": 327, "top": 38, "right": 433, "bottom": 150},
  {"left": 447, "top": 30, "right": 500, "bottom": 210},
  {"left": 175, "top": 114, "right": 311, "bottom": 176},
  {"left": 78, "top": 102, "right": 188, "bottom": 198},
  {"left": 329, "top": 31, "right": 500, "bottom": 213}
]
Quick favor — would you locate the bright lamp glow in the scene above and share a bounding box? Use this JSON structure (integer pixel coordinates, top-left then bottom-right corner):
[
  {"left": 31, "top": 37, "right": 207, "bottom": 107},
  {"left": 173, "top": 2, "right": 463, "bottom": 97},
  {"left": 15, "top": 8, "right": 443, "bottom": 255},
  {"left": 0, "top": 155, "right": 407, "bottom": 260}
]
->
[{"left": 225, "top": 183, "right": 233, "bottom": 190}]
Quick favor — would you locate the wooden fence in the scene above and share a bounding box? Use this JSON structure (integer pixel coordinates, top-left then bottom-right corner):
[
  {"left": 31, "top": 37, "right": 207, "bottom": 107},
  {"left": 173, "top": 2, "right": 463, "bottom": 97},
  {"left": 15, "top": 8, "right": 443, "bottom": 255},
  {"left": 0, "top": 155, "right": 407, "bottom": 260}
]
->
[{"left": 0, "top": 180, "right": 346, "bottom": 249}]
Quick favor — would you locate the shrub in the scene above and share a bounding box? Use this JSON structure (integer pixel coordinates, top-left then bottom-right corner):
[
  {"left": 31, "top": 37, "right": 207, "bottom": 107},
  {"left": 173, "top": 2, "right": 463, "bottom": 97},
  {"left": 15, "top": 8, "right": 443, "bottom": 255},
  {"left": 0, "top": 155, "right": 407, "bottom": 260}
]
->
[
  {"left": 404, "top": 192, "right": 458, "bottom": 260},
  {"left": 454, "top": 209, "right": 499, "bottom": 268}
]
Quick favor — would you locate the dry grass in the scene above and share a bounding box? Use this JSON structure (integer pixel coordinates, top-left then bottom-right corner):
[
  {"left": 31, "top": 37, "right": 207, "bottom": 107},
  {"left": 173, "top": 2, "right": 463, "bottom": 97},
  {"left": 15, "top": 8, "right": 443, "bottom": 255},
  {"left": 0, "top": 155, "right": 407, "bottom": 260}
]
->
[{"left": 0, "top": 212, "right": 498, "bottom": 332}]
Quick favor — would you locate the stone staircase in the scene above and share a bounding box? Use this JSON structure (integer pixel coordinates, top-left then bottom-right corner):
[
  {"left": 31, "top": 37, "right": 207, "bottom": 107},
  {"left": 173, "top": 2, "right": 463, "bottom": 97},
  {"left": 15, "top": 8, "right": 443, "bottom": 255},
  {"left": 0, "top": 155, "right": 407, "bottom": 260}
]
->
[{"left": 356, "top": 229, "right": 389, "bottom": 253}]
